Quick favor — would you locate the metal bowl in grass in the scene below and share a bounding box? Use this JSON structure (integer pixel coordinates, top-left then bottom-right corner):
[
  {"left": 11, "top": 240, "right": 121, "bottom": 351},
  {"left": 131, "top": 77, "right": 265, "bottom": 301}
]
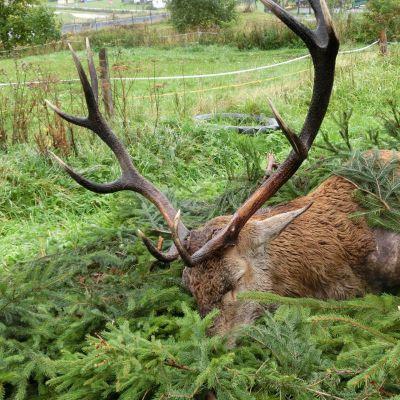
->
[{"left": 194, "top": 113, "right": 279, "bottom": 135}]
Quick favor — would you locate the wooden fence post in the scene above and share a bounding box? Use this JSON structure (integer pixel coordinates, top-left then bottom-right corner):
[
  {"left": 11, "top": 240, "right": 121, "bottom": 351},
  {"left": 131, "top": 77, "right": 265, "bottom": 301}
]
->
[
  {"left": 379, "top": 29, "right": 388, "bottom": 56},
  {"left": 99, "top": 48, "right": 114, "bottom": 118}
]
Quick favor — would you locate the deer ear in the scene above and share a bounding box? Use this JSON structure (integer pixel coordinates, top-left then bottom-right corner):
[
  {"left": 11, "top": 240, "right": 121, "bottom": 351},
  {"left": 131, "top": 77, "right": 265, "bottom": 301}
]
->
[{"left": 251, "top": 204, "right": 312, "bottom": 247}]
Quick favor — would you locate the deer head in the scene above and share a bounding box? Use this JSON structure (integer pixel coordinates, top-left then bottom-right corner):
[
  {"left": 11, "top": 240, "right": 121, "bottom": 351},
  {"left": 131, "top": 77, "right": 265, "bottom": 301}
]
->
[{"left": 47, "top": 0, "right": 339, "bottom": 334}]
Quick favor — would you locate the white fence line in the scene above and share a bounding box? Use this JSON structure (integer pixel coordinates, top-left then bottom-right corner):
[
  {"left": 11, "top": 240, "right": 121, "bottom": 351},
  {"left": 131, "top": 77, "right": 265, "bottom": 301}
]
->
[
  {"left": 51, "top": 4, "right": 163, "bottom": 14},
  {"left": 0, "top": 40, "right": 382, "bottom": 89},
  {"left": 338, "top": 40, "right": 378, "bottom": 54},
  {"left": 120, "top": 54, "right": 312, "bottom": 81},
  {"left": 118, "top": 40, "right": 379, "bottom": 81}
]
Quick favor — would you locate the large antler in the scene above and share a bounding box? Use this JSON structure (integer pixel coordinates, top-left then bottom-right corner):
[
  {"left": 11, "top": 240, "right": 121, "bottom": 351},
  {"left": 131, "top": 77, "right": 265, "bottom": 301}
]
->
[
  {"left": 46, "top": 40, "right": 189, "bottom": 263},
  {"left": 49, "top": 0, "right": 338, "bottom": 268},
  {"left": 186, "top": 0, "right": 339, "bottom": 264}
]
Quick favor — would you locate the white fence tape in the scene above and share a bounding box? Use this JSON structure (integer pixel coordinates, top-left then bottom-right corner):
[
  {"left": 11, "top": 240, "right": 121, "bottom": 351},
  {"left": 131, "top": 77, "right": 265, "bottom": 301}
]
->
[
  {"left": 118, "top": 54, "right": 312, "bottom": 81},
  {"left": 0, "top": 40, "right": 383, "bottom": 89},
  {"left": 118, "top": 41, "right": 380, "bottom": 81},
  {"left": 337, "top": 40, "right": 378, "bottom": 54}
]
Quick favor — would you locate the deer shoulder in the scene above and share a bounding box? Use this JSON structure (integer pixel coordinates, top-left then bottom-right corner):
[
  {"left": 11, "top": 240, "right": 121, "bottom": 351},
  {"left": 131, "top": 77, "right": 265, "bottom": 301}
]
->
[{"left": 263, "top": 159, "right": 400, "bottom": 300}]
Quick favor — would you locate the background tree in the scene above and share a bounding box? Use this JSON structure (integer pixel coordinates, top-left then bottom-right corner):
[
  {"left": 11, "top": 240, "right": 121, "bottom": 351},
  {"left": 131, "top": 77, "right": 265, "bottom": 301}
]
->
[
  {"left": 364, "top": 0, "right": 400, "bottom": 40},
  {"left": 168, "top": 0, "right": 237, "bottom": 32},
  {"left": 0, "top": 0, "right": 60, "bottom": 49}
]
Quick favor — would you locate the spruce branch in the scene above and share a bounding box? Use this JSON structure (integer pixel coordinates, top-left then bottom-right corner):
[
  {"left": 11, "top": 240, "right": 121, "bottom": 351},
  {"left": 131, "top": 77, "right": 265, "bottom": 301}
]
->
[
  {"left": 309, "top": 315, "right": 397, "bottom": 345},
  {"left": 306, "top": 388, "right": 345, "bottom": 400},
  {"left": 164, "top": 359, "right": 193, "bottom": 372},
  {"left": 334, "top": 174, "right": 392, "bottom": 211}
]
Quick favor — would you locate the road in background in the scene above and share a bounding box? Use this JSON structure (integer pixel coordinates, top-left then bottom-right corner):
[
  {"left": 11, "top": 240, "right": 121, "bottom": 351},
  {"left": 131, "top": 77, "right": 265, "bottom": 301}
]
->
[{"left": 61, "top": 12, "right": 168, "bottom": 33}]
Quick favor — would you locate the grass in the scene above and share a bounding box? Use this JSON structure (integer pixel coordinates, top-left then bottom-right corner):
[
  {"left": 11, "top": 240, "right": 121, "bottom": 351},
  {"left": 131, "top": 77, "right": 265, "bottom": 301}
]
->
[
  {"left": 0, "top": 44, "right": 309, "bottom": 81},
  {"left": 0, "top": 42, "right": 399, "bottom": 266},
  {"left": 0, "top": 43, "right": 387, "bottom": 101}
]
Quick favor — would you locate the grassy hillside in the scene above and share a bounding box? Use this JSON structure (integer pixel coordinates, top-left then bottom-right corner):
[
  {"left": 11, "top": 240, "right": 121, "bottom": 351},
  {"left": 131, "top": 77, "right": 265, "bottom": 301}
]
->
[{"left": 0, "top": 40, "right": 399, "bottom": 399}]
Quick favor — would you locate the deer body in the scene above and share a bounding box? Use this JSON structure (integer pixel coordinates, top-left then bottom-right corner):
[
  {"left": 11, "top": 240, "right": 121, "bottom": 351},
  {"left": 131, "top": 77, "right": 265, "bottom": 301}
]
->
[
  {"left": 183, "top": 156, "right": 400, "bottom": 333},
  {"left": 47, "top": 1, "right": 399, "bottom": 337}
]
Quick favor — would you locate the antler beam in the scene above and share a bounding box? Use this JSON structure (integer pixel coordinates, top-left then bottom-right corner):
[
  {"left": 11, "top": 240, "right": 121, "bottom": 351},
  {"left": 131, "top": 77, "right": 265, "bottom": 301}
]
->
[{"left": 189, "top": 0, "right": 339, "bottom": 264}]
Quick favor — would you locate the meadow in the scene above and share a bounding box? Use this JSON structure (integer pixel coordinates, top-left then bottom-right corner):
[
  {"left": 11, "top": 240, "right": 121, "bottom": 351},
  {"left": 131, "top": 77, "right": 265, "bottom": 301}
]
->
[{"left": 0, "top": 19, "right": 399, "bottom": 399}]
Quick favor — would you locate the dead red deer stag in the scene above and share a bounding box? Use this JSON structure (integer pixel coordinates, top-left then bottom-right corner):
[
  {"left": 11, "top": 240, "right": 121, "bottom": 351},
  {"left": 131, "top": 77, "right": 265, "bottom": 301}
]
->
[{"left": 47, "top": 0, "right": 400, "bottom": 335}]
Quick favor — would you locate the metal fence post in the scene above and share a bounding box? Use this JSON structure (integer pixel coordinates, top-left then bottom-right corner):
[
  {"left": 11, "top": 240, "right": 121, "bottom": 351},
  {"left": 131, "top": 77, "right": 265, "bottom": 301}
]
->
[{"left": 379, "top": 29, "right": 388, "bottom": 56}]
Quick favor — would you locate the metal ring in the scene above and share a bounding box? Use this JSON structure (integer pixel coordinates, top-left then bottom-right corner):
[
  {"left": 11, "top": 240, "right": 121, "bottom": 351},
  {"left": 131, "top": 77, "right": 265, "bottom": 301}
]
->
[{"left": 194, "top": 113, "right": 279, "bottom": 134}]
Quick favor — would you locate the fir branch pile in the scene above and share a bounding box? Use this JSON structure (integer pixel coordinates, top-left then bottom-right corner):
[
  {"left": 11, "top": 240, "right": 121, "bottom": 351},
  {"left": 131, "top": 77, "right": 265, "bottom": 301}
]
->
[
  {"left": 1, "top": 221, "right": 400, "bottom": 399},
  {"left": 335, "top": 150, "right": 400, "bottom": 233}
]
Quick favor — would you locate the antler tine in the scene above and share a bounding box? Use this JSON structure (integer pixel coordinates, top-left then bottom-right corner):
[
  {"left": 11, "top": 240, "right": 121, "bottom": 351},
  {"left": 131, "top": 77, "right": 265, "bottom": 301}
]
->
[
  {"left": 46, "top": 44, "right": 133, "bottom": 175},
  {"left": 189, "top": 0, "right": 339, "bottom": 264},
  {"left": 67, "top": 43, "right": 99, "bottom": 120},
  {"left": 64, "top": 43, "right": 137, "bottom": 176},
  {"left": 259, "top": 0, "right": 315, "bottom": 49},
  {"left": 47, "top": 40, "right": 190, "bottom": 263},
  {"left": 312, "top": 0, "right": 336, "bottom": 43},
  {"left": 45, "top": 99, "right": 91, "bottom": 129},
  {"left": 137, "top": 230, "right": 179, "bottom": 263},
  {"left": 44, "top": 42, "right": 99, "bottom": 130},
  {"left": 85, "top": 38, "right": 99, "bottom": 103},
  {"left": 171, "top": 211, "right": 195, "bottom": 267},
  {"left": 260, "top": 0, "right": 335, "bottom": 52},
  {"left": 268, "top": 99, "right": 307, "bottom": 159},
  {"left": 49, "top": 151, "right": 124, "bottom": 193}
]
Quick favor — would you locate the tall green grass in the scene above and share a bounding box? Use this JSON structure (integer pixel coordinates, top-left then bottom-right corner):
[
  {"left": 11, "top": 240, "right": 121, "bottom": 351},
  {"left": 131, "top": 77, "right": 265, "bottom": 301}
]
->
[{"left": 0, "top": 44, "right": 398, "bottom": 263}]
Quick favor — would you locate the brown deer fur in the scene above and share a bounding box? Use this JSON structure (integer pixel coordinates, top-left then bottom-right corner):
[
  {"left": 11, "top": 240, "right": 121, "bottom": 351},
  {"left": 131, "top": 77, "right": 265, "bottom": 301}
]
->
[{"left": 182, "top": 151, "right": 400, "bottom": 334}]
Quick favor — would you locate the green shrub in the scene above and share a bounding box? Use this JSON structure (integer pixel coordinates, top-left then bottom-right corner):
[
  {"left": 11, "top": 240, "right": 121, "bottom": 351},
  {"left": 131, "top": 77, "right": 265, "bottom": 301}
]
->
[
  {"left": 222, "top": 22, "right": 303, "bottom": 50},
  {"left": 168, "top": 0, "right": 237, "bottom": 33},
  {"left": 24, "top": 6, "right": 61, "bottom": 46},
  {"left": 79, "top": 13, "right": 380, "bottom": 53},
  {"left": 0, "top": 2, "right": 60, "bottom": 49},
  {"left": 365, "top": 0, "right": 400, "bottom": 41}
]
